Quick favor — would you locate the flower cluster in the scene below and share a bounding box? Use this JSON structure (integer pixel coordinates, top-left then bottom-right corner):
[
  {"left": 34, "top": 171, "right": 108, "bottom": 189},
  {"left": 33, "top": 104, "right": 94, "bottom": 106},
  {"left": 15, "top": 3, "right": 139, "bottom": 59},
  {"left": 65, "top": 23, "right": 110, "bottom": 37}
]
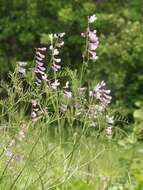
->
[
  {"left": 88, "top": 30, "right": 99, "bottom": 60},
  {"left": 50, "top": 33, "right": 65, "bottom": 72},
  {"left": 88, "top": 14, "right": 99, "bottom": 60},
  {"left": 16, "top": 61, "right": 27, "bottom": 74},
  {"left": 90, "top": 81, "right": 112, "bottom": 108},
  {"left": 19, "top": 15, "right": 112, "bottom": 136},
  {"left": 82, "top": 14, "right": 99, "bottom": 61},
  {"left": 35, "top": 47, "right": 48, "bottom": 86}
]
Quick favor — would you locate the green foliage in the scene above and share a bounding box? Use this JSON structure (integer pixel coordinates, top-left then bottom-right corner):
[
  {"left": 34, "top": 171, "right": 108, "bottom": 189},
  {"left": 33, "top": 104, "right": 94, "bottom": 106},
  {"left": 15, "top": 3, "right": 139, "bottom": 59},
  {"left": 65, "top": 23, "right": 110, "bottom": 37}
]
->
[{"left": 133, "top": 101, "right": 143, "bottom": 140}]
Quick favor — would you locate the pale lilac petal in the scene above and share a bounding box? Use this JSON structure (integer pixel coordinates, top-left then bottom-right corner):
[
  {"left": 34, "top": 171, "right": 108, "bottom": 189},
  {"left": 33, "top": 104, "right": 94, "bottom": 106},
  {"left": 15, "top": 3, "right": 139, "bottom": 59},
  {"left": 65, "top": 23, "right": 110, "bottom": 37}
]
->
[
  {"left": 17, "top": 67, "right": 26, "bottom": 74},
  {"left": 38, "top": 65, "right": 46, "bottom": 71},
  {"left": 36, "top": 60, "right": 44, "bottom": 66},
  {"left": 36, "top": 56, "right": 43, "bottom": 61},
  {"left": 53, "top": 49, "right": 59, "bottom": 55},
  {"left": 52, "top": 63, "right": 61, "bottom": 72},
  {"left": 36, "top": 51, "right": 45, "bottom": 59},
  {"left": 63, "top": 91, "right": 72, "bottom": 99}
]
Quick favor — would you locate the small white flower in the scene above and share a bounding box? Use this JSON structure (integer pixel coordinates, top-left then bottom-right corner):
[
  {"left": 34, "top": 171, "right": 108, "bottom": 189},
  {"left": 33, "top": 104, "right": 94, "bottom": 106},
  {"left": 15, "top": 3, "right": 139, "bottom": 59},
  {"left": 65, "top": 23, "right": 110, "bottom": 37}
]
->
[
  {"left": 58, "top": 32, "right": 65, "bottom": 37},
  {"left": 49, "top": 45, "right": 53, "bottom": 50},
  {"left": 37, "top": 47, "right": 47, "bottom": 51},
  {"left": 53, "top": 49, "right": 59, "bottom": 55},
  {"left": 63, "top": 81, "right": 69, "bottom": 89},
  {"left": 89, "top": 14, "right": 97, "bottom": 23},
  {"left": 54, "top": 58, "right": 61, "bottom": 63}
]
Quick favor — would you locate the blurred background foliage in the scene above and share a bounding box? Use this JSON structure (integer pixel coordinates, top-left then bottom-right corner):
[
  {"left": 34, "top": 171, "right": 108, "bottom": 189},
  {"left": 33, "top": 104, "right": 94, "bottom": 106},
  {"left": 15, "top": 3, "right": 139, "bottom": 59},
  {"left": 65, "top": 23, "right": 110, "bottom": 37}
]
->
[{"left": 0, "top": 0, "right": 143, "bottom": 124}]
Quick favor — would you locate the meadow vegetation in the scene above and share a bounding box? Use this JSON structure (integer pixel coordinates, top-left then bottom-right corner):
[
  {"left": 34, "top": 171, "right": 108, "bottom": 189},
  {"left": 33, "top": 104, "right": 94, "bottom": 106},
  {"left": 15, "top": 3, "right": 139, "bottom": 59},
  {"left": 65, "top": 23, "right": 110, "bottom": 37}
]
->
[{"left": 0, "top": 1, "right": 143, "bottom": 189}]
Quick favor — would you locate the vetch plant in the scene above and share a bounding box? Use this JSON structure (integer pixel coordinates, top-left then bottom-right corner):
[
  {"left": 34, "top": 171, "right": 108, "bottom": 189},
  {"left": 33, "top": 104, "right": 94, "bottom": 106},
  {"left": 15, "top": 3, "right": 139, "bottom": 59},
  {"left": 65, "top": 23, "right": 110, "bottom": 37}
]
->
[
  {"left": 2, "top": 14, "right": 113, "bottom": 138},
  {"left": 0, "top": 14, "right": 136, "bottom": 190},
  {"left": 32, "top": 15, "right": 111, "bottom": 136}
]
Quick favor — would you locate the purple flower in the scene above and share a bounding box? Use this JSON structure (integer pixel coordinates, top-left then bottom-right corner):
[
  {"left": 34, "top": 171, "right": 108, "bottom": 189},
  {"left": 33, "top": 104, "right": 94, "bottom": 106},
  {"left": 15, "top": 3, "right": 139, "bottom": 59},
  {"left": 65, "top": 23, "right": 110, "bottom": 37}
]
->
[
  {"left": 16, "top": 67, "right": 26, "bottom": 74},
  {"left": 36, "top": 51, "right": 45, "bottom": 59},
  {"left": 88, "top": 30, "right": 98, "bottom": 42},
  {"left": 52, "top": 63, "right": 61, "bottom": 72},
  {"left": 88, "top": 51, "right": 98, "bottom": 60},
  {"left": 36, "top": 60, "right": 44, "bottom": 66},
  {"left": 89, "top": 81, "right": 112, "bottom": 107},
  {"left": 82, "top": 16, "right": 99, "bottom": 61},
  {"left": 35, "top": 47, "right": 47, "bottom": 86},
  {"left": 63, "top": 90, "right": 72, "bottom": 99},
  {"left": 16, "top": 61, "right": 27, "bottom": 74},
  {"left": 88, "top": 30, "right": 99, "bottom": 60}
]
